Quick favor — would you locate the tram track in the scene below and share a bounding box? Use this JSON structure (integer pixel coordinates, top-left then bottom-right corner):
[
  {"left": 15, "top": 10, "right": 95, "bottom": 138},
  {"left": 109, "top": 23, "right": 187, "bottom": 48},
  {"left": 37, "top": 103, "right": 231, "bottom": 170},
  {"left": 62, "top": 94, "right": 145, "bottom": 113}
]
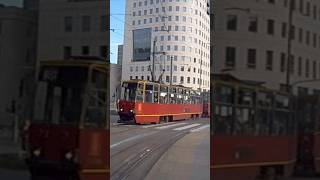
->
[{"left": 110, "top": 129, "right": 189, "bottom": 180}]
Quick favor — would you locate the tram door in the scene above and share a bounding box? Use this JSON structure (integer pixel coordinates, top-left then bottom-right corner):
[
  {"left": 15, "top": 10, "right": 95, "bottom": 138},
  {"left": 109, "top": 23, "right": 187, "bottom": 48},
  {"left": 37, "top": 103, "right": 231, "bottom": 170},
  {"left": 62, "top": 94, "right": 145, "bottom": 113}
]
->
[{"left": 78, "top": 65, "right": 109, "bottom": 180}]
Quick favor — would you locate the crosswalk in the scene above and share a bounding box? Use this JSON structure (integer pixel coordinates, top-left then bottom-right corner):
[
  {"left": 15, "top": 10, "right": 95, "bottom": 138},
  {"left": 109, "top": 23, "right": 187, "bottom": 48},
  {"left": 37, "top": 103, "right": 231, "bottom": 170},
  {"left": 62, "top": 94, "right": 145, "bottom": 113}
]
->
[{"left": 142, "top": 122, "right": 209, "bottom": 132}]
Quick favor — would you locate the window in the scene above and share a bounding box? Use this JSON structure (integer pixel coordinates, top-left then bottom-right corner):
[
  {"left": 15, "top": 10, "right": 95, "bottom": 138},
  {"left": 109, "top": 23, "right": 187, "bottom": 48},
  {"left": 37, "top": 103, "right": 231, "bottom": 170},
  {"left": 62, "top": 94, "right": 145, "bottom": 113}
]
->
[
  {"left": 306, "top": 59, "right": 309, "bottom": 77},
  {"left": 280, "top": 53, "right": 286, "bottom": 72},
  {"left": 63, "top": 46, "right": 71, "bottom": 59},
  {"left": 174, "top": 45, "right": 178, "bottom": 51},
  {"left": 298, "top": 57, "right": 302, "bottom": 76},
  {"left": 247, "top": 49, "right": 256, "bottom": 68},
  {"left": 299, "top": 0, "right": 304, "bottom": 13},
  {"left": 299, "top": 28, "right": 303, "bottom": 43},
  {"left": 306, "top": 1, "right": 310, "bottom": 16},
  {"left": 225, "top": 47, "right": 236, "bottom": 67},
  {"left": 144, "top": 10, "right": 147, "bottom": 15},
  {"left": 176, "top": 6, "right": 180, "bottom": 11},
  {"left": 175, "top": 26, "right": 179, "bottom": 31},
  {"left": 64, "top": 16, "right": 73, "bottom": 32},
  {"left": 100, "top": 15, "right": 106, "bottom": 32},
  {"left": 281, "top": 22, "right": 287, "bottom": 38},
  {"left": 306, "top": 30, "right": 310, "bottom": 45},
  {"left": 180, "top": 76, "right": 184, "bottom": 83},
  {"left": 175, "top": 16, "right": 179, "bottom": 21},
  {"left": 313, "top": 61, "right": 317, "bottom": 78},
  {"left": 173, "top": 76, "right": 177, "bottom": 82},
  {"left": 248, "top": 17, "right": 258, "bottom": 32},
  {"left": 82, "top": 46, "right": 90, "bottom": 55},
  {"left": 100, "top": 46, "right": 107, "bottom": 58},
  {"left": 130, "top": 66, "right": 133, "bottom": 72},
  {"left": 227, "top": 15, "right": 237, "bottom": 30},
  {"left": 135, "top": 66, "right": 138, "bottom": 71},
  {"left": 267, "top": 19, "right": 274, "bottom": 35},
  {"left": 268, "top": 0, "right": 275, "bottom": 4},
  {"left": 313, "top": 33, "right": 317, "bottom": 48},
  {"left": 149, "top": 18, "right": 153, "bottom": 23},
  {"left": 266, "top": 50, "right": 273, "bottom": 71}
]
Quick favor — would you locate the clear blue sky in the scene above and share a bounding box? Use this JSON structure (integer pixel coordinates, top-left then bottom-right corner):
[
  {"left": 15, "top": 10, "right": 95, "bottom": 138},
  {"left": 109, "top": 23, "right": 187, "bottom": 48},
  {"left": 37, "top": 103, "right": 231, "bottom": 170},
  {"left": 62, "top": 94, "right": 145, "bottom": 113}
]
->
[
  {"left": 0, "top": 0, "right": 23, "bottom": 7},
  {"left": 110, "top": 0, "right": 126, "bottom": 64}
]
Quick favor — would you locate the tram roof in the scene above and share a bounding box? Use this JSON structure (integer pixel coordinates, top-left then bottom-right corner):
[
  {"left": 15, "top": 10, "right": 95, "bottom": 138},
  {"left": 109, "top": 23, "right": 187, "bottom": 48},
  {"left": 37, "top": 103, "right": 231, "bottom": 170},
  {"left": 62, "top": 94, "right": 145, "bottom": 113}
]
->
[
  {"left": 122, "top": 80, "right": 197, "bottom": 90},
  {"left": 213, "top": 73, "right": 290, "bottom": 95}
]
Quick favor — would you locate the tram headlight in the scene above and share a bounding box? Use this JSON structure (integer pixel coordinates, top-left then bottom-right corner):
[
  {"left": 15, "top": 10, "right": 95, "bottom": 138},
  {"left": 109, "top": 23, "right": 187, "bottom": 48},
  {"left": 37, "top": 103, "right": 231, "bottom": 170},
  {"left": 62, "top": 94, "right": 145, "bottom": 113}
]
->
[
  {"left": 120, "top": 108, "right": 123, "bottom": 112},
  {"left": 130, "top": 109, "right": 134, "bottom": 113},
  {"left": 33, "top": 149, "right": 41, "bottom": 157},
  {"left": 65, "top": 152, "right": 73, "bottom": 160}
]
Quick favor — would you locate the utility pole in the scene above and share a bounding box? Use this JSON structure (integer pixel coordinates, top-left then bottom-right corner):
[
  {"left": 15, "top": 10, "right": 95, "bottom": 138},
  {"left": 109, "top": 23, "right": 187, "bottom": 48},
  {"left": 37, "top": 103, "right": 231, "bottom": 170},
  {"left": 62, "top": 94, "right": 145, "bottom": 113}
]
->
[
  {"left": 286, "top": 0, "right": 294, "bottom": 93},
  {"left": 199, "top": 43, "right": 203, "bottom": 91},
  {"left": 152, "top": 39, "right": 156, "bottom": 82},
  {"left": 170, "top": 56, "right": 173, "bottom": 87}
]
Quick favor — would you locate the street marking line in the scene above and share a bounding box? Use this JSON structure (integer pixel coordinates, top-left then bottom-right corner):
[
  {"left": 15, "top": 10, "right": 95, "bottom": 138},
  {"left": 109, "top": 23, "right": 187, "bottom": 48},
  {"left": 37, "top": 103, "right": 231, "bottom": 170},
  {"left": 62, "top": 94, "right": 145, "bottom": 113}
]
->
[
  {"left": 142, "top": 122, "right": 176, "bottom": 128},
  {"left": 155, "top": 123, "right": 187, "bottom": 130},
  {"left": 190, "top": 124, "right": 210, "bottom": 132},
  {"left": 110, "top": 131, "right": 157, "bottom": 149},
  {"left": 173, "top": 123, "right": 201, "bottom": 131}
]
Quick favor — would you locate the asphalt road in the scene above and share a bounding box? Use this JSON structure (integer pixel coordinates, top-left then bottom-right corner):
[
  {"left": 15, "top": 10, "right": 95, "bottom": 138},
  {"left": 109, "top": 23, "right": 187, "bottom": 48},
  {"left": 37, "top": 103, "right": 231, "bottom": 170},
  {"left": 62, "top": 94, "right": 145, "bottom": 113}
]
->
[{"left": 110, "top": 116, "right": 210, "bottom": 180}]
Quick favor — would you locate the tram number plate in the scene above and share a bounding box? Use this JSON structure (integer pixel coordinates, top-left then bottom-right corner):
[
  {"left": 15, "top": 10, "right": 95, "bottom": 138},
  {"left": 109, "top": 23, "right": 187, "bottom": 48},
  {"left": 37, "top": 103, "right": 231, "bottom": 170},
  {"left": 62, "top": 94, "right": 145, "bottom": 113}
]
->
[{"left": 234, "top": 146, "right": 254, "bottom": 160}]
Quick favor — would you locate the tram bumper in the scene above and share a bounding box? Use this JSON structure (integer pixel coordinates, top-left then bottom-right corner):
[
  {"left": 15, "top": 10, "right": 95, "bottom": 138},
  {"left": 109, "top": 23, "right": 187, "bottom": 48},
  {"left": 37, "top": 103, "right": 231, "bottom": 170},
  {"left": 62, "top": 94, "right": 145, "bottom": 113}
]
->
[
  {"left": 26, "top": 157, "right": 79, "bottom": 177},
  {"left": 118, "top": 112, "right": 135, "bottom": 123}
]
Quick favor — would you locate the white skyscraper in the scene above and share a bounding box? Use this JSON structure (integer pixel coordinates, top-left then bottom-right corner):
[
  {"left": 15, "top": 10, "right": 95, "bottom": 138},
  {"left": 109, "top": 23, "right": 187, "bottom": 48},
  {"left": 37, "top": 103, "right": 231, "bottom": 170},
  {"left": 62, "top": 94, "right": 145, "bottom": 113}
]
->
[{"left": 122, "top": 0, "right": 210, "bottom": 90}]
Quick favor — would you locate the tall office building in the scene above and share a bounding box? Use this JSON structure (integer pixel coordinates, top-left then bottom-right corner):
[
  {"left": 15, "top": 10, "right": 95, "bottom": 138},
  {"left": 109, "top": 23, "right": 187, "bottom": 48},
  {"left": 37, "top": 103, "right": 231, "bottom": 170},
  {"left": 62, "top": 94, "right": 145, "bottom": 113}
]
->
[
  {"left": 122, "top": 0, "right": 210, "bottom": 90},
  {"left": 213, "top": 0, "right": 320, "bottom": 95}
]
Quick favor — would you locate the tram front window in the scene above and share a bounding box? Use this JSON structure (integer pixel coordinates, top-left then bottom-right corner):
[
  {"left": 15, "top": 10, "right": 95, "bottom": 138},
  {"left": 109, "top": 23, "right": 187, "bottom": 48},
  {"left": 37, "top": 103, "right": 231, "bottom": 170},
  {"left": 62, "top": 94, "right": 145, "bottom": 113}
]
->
[
  {"left": 33, "top": 66, "right": 87, "bottom": 126},
  {"left": 121, "top": 82, "right": 138, "bottom": 102}
]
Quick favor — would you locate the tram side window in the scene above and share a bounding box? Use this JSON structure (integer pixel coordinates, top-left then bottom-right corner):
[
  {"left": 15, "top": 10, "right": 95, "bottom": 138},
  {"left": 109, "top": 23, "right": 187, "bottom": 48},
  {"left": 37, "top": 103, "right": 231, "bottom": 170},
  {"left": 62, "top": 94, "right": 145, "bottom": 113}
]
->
[
  {"left": 177, "top": 88, "right": 184, "bottom": 104},
  {"left": 121, "top": 82, "right": 137, "bottom": 101},
  {"left": 84, "top": 69, "right": 108, "bottom": 128},
  {"left": 215, "top": 85, "right": 234, "bottom": 103},
  {"left": 160, "top": 86, "right": 168, "bottom": 104},
  {"left": 169, "top": 87, "right": 177, "bottom": 104},
  {"left": 238, "top": 88, "right": 255, "bottom": 106},
  {"left": 136, "top": 83, "right": 144, "bottom": 102},
  {"left": 233, "top": 108, "right": 255, "bottom": 135},
  {"left": 255, "top": 110, "right": 272, "bottom": 136},
  {"left": 154, "top": 84, "right": 159, "bottom": 103},
  {"left": 145, "top": 84, "right": 154, "bottom": 103},
  {"left": 213, "top": 105, "right": 233, "bottom": 134}
]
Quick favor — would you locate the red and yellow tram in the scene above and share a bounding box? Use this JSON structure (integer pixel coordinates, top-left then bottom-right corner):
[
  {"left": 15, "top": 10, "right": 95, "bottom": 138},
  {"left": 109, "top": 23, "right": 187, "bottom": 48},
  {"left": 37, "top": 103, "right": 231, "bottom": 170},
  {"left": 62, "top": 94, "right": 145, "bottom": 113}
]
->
[
  {"left": 117, "top": 80, "right": 203, "bottom": 124},
  {"left": 24, "top": 58, "right": 109, "bottom": 180},
  {"left": 211, "top": 74, "right": 296, "bottom": 180}
]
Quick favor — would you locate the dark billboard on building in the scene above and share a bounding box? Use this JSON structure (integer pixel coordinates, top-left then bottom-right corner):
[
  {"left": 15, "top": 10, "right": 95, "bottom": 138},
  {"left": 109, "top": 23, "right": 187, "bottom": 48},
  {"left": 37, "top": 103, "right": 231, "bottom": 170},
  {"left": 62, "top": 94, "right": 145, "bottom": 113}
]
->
[{"left": 133, "top": 28, "right": 151, "bottom": 61}]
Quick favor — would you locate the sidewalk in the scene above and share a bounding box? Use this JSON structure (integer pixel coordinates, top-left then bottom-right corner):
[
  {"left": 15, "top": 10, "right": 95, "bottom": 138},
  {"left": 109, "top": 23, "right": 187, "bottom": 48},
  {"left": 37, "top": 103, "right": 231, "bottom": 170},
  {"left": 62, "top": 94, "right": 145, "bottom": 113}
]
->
[{"left": 145, "top": 128, "right": 210, "bottom": 180}]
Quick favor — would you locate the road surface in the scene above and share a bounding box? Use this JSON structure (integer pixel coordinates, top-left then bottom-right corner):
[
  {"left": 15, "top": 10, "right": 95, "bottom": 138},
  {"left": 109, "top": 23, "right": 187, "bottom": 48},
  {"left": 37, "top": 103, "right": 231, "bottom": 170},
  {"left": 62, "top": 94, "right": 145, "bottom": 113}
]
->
[{"left": 110, "top": 115, "right": 210, "bottom": 180}]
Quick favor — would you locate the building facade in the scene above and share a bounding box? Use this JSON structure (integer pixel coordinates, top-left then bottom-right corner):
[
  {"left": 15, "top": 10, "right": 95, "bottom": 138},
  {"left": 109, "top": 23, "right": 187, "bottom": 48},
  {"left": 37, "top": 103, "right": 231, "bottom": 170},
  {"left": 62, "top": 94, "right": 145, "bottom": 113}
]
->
[
  {"left": 37, "top": 0, "right": 107, "bottom": 61},
  {"left": 110, "top": 63, "right": 122, "bottom": 110},
  {"left": 0, "top": 5, "right": 37, "bottom": 138},
  {"left": 117, "top": 44, "right": 123, "bottom": 65},
  {"left": 213, "top": 0, "right": 320, "bottom": 95},
  {"left": 122, "top": 0, "right": 210, "bottom": 90}
]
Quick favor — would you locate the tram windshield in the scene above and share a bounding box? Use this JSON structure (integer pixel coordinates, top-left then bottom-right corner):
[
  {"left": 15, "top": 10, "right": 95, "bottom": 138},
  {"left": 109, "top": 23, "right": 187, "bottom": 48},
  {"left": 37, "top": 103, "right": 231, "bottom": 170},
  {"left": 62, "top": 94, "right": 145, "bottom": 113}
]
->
[
  {"left": 33, "top": 66, "right": 87, "bottom": 126},
  {"left": 121, "top": 82, "right": 138, "bottom": 102}
]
